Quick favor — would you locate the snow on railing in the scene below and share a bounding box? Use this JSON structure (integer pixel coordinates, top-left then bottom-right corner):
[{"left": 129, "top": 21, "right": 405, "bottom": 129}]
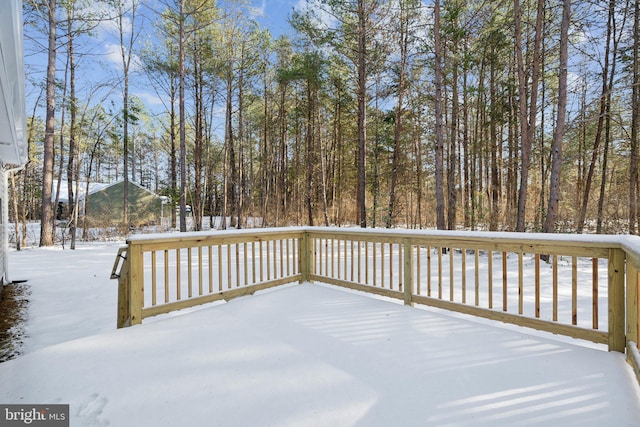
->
[
  {"left": 112, "top": 227, "right": 640, "bottom": 380},
  {"left": 114, "top": 229, "right": 304, "bottom": 328}
]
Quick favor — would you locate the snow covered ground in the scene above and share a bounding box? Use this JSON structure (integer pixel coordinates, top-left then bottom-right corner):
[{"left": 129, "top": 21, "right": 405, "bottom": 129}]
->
[{"left": 1, "top": 242, "right": 640, "bottom": 426}]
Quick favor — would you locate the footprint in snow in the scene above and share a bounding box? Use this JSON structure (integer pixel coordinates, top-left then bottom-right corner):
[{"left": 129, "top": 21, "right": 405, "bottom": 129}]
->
[{"left": 76, "top": 393, "right": 109, "bottom": 427}]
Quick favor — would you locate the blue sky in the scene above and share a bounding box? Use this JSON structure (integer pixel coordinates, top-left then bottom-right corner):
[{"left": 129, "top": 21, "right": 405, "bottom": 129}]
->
[
  {"left": 252, "top": 0, "right": 299, "bottom": 37},
  {"left": 22, "top": 0, "right": 304, "bottom": 132}
]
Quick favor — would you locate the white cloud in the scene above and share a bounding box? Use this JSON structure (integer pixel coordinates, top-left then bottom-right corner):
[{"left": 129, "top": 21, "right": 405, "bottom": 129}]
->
[
  {"left": 136, "top": 91, "right": 166, "bottom": 108},
  {"left": 293, "top": 0, "right": 338, "bottom": 30},
  {"left": 103, "top": 42, "right": 144, "bottom": 73},
  {"left": 248, "top": 0, "right": 267, "bottom": 18},
  {"left": 103, "top": 42, "right": 123, "bottom": 68},
  {"left": 84, "top": 0, "right": 138, "bottom": 45}
]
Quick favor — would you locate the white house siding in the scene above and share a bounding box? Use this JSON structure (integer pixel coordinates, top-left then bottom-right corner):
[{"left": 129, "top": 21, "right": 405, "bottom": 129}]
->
[
  {"left": 0, "top": 170, "right": 6, "bottom": 284},
  {"left": 0, "top": 0, "right": 28, "bottom": 285}
]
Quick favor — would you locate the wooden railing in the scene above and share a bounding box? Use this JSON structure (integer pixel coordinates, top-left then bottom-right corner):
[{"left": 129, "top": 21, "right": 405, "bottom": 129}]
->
[
  {"left": 111, "top": 229, "right": 303, "bottom": 328},
  {"left": 111, "top": 227, "right": 640, "bottom": 380}
]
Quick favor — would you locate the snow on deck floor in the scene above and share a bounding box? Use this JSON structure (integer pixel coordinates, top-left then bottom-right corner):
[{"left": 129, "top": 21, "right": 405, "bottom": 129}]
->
[{"left": 1, "top": 279, "right": 640, "bottom": 426}]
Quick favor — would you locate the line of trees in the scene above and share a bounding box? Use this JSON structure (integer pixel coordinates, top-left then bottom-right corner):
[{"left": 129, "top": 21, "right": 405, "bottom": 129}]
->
[{"left": 14, "top": 0, "right": 640, "bottom": 248}]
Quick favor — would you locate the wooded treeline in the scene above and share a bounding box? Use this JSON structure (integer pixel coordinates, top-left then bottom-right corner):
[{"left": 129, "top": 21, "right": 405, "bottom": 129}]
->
[{"left": 14, "top": 0, "right": 640, "bottom": 247}]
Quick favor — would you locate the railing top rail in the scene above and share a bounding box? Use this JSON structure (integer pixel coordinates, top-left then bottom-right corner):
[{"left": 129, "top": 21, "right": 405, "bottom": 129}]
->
[
  {"left": 619, "top": 235, "right": 640, "bottom": 268},
  {"left": 304, "top": 226, "right": 633, "bottom": 245},
  {"left": 124, "top": 225, "right": 640, "bottom": 261},
  {"left": 126, "top": 227, "right": 305, "bottom": 246}
]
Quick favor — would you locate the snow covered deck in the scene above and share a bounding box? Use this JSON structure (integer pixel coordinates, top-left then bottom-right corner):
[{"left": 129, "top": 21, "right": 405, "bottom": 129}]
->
[
  {"left": 3, "top": 235, "right": 640, "bottom": 426},
  {"left": 2, "top": 278, "right": 639, "bottom": 426}
]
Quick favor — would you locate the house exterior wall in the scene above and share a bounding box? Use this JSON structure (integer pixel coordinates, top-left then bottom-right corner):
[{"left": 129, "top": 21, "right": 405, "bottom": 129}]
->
[
  {"left": 1, "top": 0, "right": 28, "bottom": 285},
  {"left": 0, "top": 170, "right": 6, "bottom": 284}
]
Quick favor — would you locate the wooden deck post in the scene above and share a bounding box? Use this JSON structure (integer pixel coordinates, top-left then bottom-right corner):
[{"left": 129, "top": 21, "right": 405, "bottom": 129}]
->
[
  {"left": 111, "top": 246, "right": 131, "bottom": 329},
  {"left": 608, "top": 248, "right": 626, "bottom": 352},
  {"left": 403, "top": 238, "right": 413, "bottom": 306},
  {"left": 627, "top": 262, "right": 638, "bottom": 351},
  {"left": 116, "top": 257, "right": 130, "bottom": 328},
  {"left": 300, "top": 232, "right": 313, "bottom": 283},
  {"left": 128, "top": 242, "right": 144, "bottom": 326}
]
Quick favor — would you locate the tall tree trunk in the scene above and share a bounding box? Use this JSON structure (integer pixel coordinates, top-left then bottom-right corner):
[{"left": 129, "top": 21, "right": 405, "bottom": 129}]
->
[
  {"left": 120, "top": 12, "right": 129, "bottom": 228},
  {"left": 448, "top": 61, "right": 458, "bottom": 230},
  {"left": 319, "top": 91, "right": 330, "bottom": 227},
  {"left": 305, "top": 79, "right": 314, "bottom": 226},
  {"left": 632, "top": 0, "right": 640, "bottom": 234},
  {"left": 117, "top": 0, "right": 137, "bottom": 229},
  {"left": 193, "top": 36, "right": 203, "bottom": 231},
  {"left": 415, "top": 107, "right": 424, "bottom": 228},
  {"left": 237, "top": 45, "right": 245, "bottom": 229},
  {"left": 10, "top": 171, "right": 21, "bottom": 251},
  {"left": 277, "top": 83, "right": 287, "bottom": 226},
  {"left": 53, "top": 55, "right": 67, "bottom": 239},
  {"left": 596, "top": 2, "right": 625, "bottom": 233},
  {"left": 489, "top": 56, "right": 499, "bottom": 231},
  {"left": 261, "top": 61, "right": 270, "bottom": 226},
  {"left": 40, "top": 0, "right": 56, "bottom": 247},
  {"left": 434, "top": 0, "right": 446, "bottom": 230},
  {"left": 373, "top": 76, "right": 381, "bottom": 228},
  {"left": 578, "top": 0, "right": 615, "bottom": 233},
  {"left": 66, "top": 4, "right": 78, "bottom": 249},
  {"left": 357, "top": 0, "right": 367, "bottom": 228},
  {"left": 462, "top": 56, "right": 470, "bottom": 228},
  {"left": 224, "top": 71, "right": 236, "bottom": 230},
  {"left": 170, "top": 75, "right": 177, "bottom": 229},
  {"left": 514, "top": 0, "right": 543, "bottom": 232},
  {"left": 387, "top": 0, "right": 409, "bottom": 228},
  {"left": 178, "top": 0, "right": 187, "bottom": 232},
  {"left": 544, "top": 0, "right": 571, "bottom": 233}
]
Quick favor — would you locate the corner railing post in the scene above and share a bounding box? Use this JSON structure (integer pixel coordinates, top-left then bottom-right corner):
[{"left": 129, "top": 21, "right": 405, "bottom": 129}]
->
[
  {"left": 608, "top": 248, "right": 626, "bottom": 352},
  {"left": 627, "top": 261, "right": 639, "bottom": 351},
  {"left": 403, "top": 238, "right": 413, "bottom": 306},
  {"left": 116, "top": 249, "right": 130, "bottom": 329},
  {"left": 128, "top": 241, "right": 144, "bottom": 326},
  {"left": 300, "top": 232, "right": 313, "bottom": 283}
]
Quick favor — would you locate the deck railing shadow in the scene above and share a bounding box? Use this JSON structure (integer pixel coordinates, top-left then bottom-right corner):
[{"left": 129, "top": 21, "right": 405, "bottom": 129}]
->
[{"left": 111, "top": 227, "right": 640, "bottom": 384}]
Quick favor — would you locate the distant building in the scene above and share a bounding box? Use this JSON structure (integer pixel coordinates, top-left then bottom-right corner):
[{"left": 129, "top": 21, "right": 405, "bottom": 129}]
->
[
  {"left": 0, "top": 0, "right": 28, "bottom": 284},
  {"left": 51, "top": 180, "right": 109, "bottom": 220},
  {"left": 81, "top": 181, "right": 163, "bottom": 228}
]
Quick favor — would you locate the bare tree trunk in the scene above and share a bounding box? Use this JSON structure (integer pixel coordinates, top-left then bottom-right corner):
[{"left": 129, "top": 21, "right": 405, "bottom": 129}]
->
[
  {"left": 578, "top": 0, "right": 616, "bottom": 233},
  {"left": 434, "top": 0, "right": 446, "bottom": 230},
  {"left": 320, "top": 109, "right": 330, "bottom": 227},
  {"left": 357, "top": 0, "right": 367, "bottom": 228},
  {"left": 10, "top": 171, "right": 21, "bottom": 250},
  {"left": 66, "top": 4, "right": 78, "bottom": 249},
  {"left": 544, "top": 0, "right": 571, "bottom": 233},
  {"left": 277, "top": 83, "right": 287, "bottom": 226},
  {"left": 448, "top": 62, "right": 458, "bottom": 230},
  {"left": 117, "top": 0, "right": 138, "bottom": 229},
  {"left": 178, "top": 0, "right": 187, "bottom": 232},
  {"left": 489, "top": 57, "right": 499, "bottom": 231},
  {"left": 237, "top": 45, "right": 245, "bottom": 229},
  {"left": 193, "top": 35, "right": 203, "bottom": 231},
  {"left": 261, "top": 59, "right": 270, "bottom": 227},
  {"left": 224, "top": 71, "right": 235, "bottom": 230},
  {"left": 387, "top": 0, "right": 409, "bottom": 228},
  {"left": 372, "top": 75, "right": 381, "bottom": 228},
  {"left": 514, "top": 0, "right": 543, "bottom": 232},
  {"left": 632, "top": 0, "right": 640, "bottom": 234},
  {"left": 462, "top": 57, "right": 470, "bottom": 228},
  {"left": 53, "top": 57, "right": 67, "bottom": 240},
  {"left": 305, "top": 79, "right": 314, "bottom": 226},
  {"left": 415, "top": 108, "right": 424, "bottom": 228},
  {"left": 40, "top": 0, "right": 56, "bottom": 247},
  {"left": 170, "top": 76, "right": 177, "bottom": 229}
]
